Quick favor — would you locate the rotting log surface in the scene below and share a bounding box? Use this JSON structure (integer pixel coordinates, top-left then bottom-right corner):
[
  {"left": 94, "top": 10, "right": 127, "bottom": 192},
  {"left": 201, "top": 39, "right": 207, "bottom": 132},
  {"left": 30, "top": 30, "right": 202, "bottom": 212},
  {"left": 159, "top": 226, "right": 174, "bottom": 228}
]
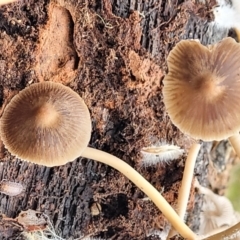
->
[{"left": 0, "top": 0, "right": 229, "bottom": 239}]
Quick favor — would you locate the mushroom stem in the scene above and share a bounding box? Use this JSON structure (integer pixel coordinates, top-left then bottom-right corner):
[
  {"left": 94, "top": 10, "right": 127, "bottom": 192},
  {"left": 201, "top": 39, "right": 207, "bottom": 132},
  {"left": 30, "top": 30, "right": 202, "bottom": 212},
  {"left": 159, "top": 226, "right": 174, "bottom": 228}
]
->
[
  {"left": 81, "top": 146, "right": 197, "bottom": 240},
  {"left": 168, "top": 142, "right": 201, "bottom": 239},
  {"left": 177, "top": 143, "right": 201, "bottom": 219},
  {"left": 229, "top": 134, "right": 240, "bottom": 158}
]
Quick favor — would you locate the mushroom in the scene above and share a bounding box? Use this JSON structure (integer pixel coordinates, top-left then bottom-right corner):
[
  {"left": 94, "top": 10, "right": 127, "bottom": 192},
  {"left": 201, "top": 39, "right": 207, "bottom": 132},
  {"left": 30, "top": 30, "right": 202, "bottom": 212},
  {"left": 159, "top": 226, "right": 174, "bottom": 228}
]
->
[
  {"left": 0, "top": 81, "right": 196, "bottom": 239},
  {"left": 0, "top": 179, "right": 24, "bottom": 196},
  {"left": 163, "top": 37, "right": 240, "bottom": 236},
  {"left": 140, "top": 142, "right": 184, "bottom": 167},
  {"left": 163, "top": 37, "right": 240, "bottom": 142},
  {"left": 0, "top": 81, "right": 92, "bottom": 167},
  {"left": 194, "top": 179, "right": 239, "bottom": 236}
]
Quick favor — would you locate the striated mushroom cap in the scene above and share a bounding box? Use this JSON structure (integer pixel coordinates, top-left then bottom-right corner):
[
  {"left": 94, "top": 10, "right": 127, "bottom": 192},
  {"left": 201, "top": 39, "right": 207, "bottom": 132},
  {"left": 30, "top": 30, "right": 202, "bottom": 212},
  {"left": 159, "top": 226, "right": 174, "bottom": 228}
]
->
[
  {"left": 0, "top": 82, "right": 91, "bottom": 167},
  {"left": 163, "top": 38, "right": 240, "bottom": 141}
]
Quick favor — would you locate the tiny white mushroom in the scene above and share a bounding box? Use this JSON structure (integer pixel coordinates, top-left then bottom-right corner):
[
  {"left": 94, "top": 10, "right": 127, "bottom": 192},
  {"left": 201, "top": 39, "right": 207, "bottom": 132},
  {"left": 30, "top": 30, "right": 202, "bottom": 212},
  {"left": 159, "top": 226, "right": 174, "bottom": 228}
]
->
[
  {"left": 0, "top": 179, "right": 24, "bottom": 196},
  {"left": 140, "top": 143, "right": 184, "bottom": 167}
]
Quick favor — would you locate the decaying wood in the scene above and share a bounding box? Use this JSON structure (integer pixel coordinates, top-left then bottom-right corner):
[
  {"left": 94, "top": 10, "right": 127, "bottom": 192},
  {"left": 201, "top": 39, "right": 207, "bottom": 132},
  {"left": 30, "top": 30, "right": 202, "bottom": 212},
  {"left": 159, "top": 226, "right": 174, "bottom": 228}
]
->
[{"left": 0, "top": 0, "right": 231, "bottom": 239}]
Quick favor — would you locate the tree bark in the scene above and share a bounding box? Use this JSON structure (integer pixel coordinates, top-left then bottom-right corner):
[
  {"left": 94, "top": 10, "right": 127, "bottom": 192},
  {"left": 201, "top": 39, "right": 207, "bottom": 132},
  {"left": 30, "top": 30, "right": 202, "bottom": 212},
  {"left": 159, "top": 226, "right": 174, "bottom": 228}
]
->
[{"left": 0, "top": 0, "right": 229, "bottom": 239}]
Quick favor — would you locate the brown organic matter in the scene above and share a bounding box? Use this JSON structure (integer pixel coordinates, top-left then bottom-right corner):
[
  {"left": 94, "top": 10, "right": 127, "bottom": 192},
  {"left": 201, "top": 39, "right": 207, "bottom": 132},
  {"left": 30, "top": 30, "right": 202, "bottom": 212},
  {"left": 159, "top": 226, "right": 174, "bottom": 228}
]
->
[{"left": 35, "top": 4, "right": 78, "bottom": 84}]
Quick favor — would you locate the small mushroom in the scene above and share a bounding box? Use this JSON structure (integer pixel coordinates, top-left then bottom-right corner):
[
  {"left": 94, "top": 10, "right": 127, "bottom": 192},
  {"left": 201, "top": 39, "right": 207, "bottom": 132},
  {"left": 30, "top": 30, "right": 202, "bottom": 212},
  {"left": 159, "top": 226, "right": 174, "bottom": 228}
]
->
[
  {"left": 163, "top": 37, "right": 240, "bottom": 142},
  {"left": 140, "top": 142, "right": 184, "bottom": 166},
  {"left": 163, "top": 37, "right": 240, "bottom": 237},
  {"left": 0, "top": 81, "right": 91, "bottom": 167},
  {"left": 0, "top": 82, "right": 196, "bottom": 239},
  {"left": 0, "top": 179, "right": 24, "bottom": 196}
]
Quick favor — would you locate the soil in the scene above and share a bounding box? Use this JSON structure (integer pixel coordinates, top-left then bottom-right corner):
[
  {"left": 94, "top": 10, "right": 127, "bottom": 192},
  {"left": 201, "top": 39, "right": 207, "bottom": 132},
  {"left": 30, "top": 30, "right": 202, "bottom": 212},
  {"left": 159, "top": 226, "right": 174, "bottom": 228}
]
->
[{"left": 0, "top": 0, "right": 234, "bottom": 239}]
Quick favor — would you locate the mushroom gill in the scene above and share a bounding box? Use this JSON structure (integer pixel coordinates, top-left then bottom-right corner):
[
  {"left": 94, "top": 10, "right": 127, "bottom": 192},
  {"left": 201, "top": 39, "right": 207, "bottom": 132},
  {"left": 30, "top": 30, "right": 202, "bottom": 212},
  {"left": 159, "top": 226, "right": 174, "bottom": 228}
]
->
[
  {"left": 163, "top": 37, "right": 240, "bottom": 141},
  {"left": 0, "top": 82, "right": 91, "bottom": 167}
]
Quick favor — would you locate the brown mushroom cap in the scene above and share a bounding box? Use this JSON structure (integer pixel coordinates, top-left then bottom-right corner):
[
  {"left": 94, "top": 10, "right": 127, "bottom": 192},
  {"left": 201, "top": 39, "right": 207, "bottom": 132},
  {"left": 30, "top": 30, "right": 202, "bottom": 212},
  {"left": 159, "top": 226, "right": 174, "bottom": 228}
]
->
[
  {"left": 0, "top": 82, "right": 91, "bottom": 167},
  {"left": 163, "top": 37, "right": 240, "bottom": 141}
]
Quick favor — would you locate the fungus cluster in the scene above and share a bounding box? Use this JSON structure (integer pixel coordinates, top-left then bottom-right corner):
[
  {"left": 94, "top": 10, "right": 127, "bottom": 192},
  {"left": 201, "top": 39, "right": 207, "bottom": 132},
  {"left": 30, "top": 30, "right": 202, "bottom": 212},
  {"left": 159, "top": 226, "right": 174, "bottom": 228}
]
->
[
  {"left": 163, "top": 37, "right": 240, "bottom": 239},
  {"left": 0, "top": 81, "right": 196, "bottom": 239},
  {"left": 1, "top": 39, "right": 240, "bottom": 240}
]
